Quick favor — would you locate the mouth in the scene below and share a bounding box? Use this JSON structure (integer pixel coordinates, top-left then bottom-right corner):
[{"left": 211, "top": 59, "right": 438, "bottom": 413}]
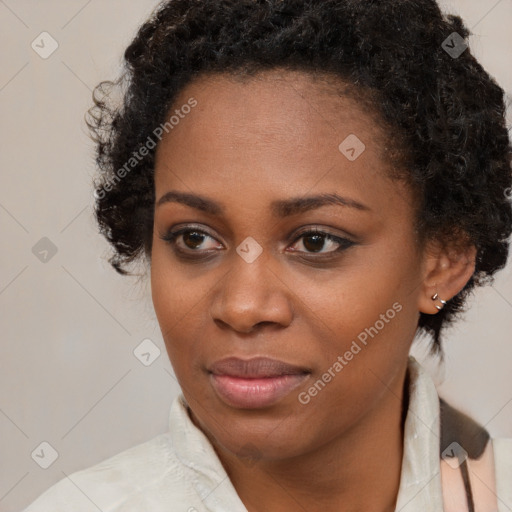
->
[{"left": 208, "top": 357, "right": 311, "bottom": 409}]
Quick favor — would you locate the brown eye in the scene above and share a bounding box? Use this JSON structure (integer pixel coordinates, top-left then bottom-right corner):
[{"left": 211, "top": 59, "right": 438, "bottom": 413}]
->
[
  {"left": 159, "top": 225, "right": 355, "bottom": 261},
  {"left": 159, "top": 227, "right": 222, "bottom": 255},
  {"left": 291, "top": 230, "right": 354, "bottom": 255},
  {"left": 182, "top": 231, "right": 207, "bottom": 249},
  {"left": 302, "top": 234, "right": 327, "bottom": 253}
]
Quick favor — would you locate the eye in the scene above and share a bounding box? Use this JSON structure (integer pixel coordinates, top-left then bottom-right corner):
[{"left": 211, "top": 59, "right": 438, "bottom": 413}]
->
[
  {"left": 159, "top": 225, "right": 355, "bottom": 259},
  {"left": 159, "top": 226, "right": 222, "bottom": 256},
  {"left": 289, "top": 228, "right": 354, "bottom": 255}
]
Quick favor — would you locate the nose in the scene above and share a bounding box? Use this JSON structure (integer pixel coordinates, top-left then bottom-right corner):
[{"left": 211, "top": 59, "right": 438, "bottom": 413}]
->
[{"left": 209, "top": 252, "right": 294, "bottom": 334}]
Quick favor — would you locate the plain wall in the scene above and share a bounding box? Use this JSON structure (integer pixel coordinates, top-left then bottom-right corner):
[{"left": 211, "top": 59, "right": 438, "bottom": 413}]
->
[{"left": 1, "top": 1, "right": 511, "bottom": 510}]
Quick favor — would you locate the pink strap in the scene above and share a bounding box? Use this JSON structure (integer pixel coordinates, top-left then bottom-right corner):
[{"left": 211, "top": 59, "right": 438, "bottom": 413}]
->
[{"left": 441, "top": 440, "right": 498, "bottom": 512}]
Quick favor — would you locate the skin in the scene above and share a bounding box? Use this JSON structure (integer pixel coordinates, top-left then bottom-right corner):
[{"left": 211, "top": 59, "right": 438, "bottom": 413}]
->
[{"left": 150, "top": 69, "right": 476, "bottom": 512}]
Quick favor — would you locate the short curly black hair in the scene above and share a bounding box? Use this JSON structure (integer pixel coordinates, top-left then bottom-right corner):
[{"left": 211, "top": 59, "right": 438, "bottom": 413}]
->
[{"left": 86, "top": 0, "right": 512, "bottom": 355}]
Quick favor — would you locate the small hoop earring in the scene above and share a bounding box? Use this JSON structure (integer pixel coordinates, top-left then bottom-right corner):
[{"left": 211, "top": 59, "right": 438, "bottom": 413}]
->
[{"left": 431, "top": 292, "right": 447, "bottom": 311}]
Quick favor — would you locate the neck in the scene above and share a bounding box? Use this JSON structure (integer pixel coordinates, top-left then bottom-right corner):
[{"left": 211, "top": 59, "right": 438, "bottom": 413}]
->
[{"left": 209, "top": 365, "right": 410, "bottom": 512}]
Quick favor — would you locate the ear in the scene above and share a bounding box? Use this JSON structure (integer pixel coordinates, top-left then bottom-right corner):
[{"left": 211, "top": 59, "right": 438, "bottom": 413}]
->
[{"left": 417, "top": 238, "right": 477, "bottom": 315}]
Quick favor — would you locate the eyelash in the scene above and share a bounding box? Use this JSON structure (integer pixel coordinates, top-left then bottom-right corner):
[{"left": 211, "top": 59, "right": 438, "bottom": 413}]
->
[{"left": 159, "top": 225, "right": 355, "bottom": 260}]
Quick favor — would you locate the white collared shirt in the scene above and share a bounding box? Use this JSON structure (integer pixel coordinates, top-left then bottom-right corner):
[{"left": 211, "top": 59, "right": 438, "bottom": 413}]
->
[{"left": 24, "top": 356, "right": 512, "bottom": 511}]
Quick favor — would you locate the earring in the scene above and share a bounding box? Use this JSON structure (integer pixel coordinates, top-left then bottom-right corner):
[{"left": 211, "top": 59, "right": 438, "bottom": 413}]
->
[{"left": 431, "top": 292, "right": 447, "bottom": 311}]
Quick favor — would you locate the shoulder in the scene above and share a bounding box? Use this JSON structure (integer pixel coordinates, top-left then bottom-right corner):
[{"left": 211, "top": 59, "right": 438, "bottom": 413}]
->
[
  {"left": 493, "top": 436, "right": 512, "bottom": 458},
  {"left": 493, "top": 437, "right": 512, "bottom": 510},
  {"left": 22, "top": 432, "right": 199, "bottom": 511},
  {"left": 438, "top": 397, "right": 512, "bottom": 511}
]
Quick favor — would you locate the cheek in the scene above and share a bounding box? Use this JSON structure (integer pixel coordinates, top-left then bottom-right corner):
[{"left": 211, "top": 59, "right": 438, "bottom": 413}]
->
[
  {"left": 292, "top": 275, "right": 414, "bottom": 434},
  {"left": 295, "top": 245, "right": 421, "bottom": 379},
  {"left": 150, "top": 240, "right": 201, "bottom": 321},
  {"left": 150, "top": 246, "right": 214, "bottom": 375},
  {"left": 293, "top": 249, "right": 417, "bottom": 335},
  {"left": 151, "top": 250, "right": 176, "bottom": 327},
  {"left": 150, "top": 247, "right": 191, "bottom": 354}
]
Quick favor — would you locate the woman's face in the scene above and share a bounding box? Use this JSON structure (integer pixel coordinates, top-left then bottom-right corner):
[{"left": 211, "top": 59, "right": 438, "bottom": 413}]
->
[{"left": 151, "top": 70, "right": 426, "bottom": 461}]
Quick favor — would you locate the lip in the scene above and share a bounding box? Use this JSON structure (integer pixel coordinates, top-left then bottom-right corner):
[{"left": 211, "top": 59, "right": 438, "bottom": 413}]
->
[{"left": 208, "top": 357, "right": 310, "bottom": 409}]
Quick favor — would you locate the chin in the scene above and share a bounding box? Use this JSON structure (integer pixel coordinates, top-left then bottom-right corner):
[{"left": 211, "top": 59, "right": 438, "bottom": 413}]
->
[{"left": 200, "top": 413, "right": 314, "bottom": 462}]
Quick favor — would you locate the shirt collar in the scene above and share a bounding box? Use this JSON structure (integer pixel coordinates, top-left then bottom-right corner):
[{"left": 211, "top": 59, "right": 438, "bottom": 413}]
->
[
  {"left": 169, "top": 394, "right": 247, "bottom": 511},
  {"left": 169, "top": 355, "right": 443, "bottom": 511},
  {"left": 394, "top": 355, "right": 444, "bottom": 511}
]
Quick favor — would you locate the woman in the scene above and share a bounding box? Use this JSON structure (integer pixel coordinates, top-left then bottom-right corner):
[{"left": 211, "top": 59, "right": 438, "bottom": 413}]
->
[{"left": 24, "top": 0, "right": 512, "bottom": 510}]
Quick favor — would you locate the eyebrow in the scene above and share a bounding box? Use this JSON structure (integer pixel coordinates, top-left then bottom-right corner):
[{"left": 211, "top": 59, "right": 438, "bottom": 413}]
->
[{"left": 156, "top": 190, "right": 371, "bottom": 217}]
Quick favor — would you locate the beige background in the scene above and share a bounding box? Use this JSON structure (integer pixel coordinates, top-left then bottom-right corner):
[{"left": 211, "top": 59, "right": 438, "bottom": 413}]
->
[{"left": 0, "top": 1, "right": 511, "bottom": 510}]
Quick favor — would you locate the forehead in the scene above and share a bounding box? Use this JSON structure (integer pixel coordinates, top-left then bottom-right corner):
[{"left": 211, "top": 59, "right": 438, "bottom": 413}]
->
[
  {"left": 164, "top": 68, "right": 385, "bottom": 142},
  {"left": 155, "top": 70, "right": 389, "bottom": 169},
  {"left": 152, "top": 69, "right": 412, "bottom": 220}
]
